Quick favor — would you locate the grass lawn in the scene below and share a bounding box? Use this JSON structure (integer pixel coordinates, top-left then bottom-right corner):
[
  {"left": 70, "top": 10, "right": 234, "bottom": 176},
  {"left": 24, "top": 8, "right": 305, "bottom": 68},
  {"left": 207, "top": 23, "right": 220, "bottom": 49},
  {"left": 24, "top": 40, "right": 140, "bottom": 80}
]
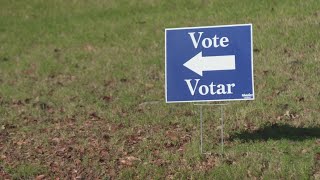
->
[{"left": 0, "top": 0, "right": 320, "bottom": 179}]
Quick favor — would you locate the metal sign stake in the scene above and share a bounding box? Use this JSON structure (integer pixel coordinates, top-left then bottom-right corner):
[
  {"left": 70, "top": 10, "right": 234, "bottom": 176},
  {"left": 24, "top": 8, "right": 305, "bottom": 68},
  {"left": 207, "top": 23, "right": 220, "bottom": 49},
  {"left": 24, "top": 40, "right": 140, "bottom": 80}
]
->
[
  {"left": 220, "top": 105, "right": 224, "bottom": 155},
  {"left": 195, "top": 103, "right": 227, "bottom": 155},
  {"left": 200, "top": 105, "right": 203, "bottom": 154}
]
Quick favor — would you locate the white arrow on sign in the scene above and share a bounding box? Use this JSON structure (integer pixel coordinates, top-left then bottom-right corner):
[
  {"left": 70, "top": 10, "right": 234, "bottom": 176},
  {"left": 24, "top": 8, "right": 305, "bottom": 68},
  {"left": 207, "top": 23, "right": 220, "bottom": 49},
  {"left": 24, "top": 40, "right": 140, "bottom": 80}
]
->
[{"left": 183, "top": 52, "right": 236, "bottom": 76}]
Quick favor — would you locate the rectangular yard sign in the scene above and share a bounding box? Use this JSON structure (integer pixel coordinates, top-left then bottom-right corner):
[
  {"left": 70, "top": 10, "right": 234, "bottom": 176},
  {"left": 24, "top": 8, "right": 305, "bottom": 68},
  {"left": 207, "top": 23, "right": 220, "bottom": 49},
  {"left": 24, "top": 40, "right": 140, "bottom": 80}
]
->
[{"left": 165, "top": 24, "right": 254, "bottom": 103}]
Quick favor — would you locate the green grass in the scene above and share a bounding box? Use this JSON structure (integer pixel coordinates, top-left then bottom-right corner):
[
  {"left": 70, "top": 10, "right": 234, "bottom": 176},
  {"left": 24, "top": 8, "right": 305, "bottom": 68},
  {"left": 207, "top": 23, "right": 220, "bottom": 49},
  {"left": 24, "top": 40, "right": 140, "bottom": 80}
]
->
[
  {"left": 6, "top": 164, "right": 47, "bottom": 180},
  {"left": 0, "top": 0, "right": 320, "bottom": 179}
]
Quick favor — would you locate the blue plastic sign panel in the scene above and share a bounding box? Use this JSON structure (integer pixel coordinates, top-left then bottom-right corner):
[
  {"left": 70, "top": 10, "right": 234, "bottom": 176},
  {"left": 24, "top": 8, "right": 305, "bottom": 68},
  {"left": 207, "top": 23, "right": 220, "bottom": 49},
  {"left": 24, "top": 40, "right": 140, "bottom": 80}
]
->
[{"left": 165, "top": 24, "right": 254, "bottom": 103}]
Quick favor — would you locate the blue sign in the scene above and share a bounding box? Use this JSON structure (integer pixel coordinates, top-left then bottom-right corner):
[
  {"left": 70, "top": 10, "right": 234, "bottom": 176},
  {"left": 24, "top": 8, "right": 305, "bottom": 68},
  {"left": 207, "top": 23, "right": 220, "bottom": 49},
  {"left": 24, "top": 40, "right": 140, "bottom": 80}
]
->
[{"left": 165, "top": 24, "right": 254, "bottom": 103}]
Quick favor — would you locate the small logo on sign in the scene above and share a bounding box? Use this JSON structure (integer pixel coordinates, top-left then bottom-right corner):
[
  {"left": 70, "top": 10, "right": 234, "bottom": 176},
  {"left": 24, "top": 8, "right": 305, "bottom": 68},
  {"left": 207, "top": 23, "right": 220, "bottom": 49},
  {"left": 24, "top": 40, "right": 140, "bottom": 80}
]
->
[{"left": 242, "top": 93, "right": 253, "bottom": 99}]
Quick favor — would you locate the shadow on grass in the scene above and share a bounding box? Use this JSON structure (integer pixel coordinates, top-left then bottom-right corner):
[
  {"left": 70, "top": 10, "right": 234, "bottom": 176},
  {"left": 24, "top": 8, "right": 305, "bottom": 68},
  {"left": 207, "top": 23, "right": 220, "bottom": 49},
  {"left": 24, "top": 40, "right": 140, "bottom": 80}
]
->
[{"left": 230, "top": 123, "right": 320, "bottom": 142}]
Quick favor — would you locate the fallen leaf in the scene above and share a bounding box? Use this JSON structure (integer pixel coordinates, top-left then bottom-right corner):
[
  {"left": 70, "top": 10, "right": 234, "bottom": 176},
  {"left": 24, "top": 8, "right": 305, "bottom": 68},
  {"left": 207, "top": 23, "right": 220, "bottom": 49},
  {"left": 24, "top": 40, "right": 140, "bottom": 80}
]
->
[
  {"left": 89, "top": 112, "right": 100, "bottom": 120},
  {"left": 178, "top": 145, "right": 185, "bottom": 152},
  {"left": 152, "top": 159, "right": 168, "bottom": 166},
  {"left": 35, "top": 175, "right": 46, "bottom": 180},
  {"left": 102, "top": 96, "right": 112, "bottom": 103},
  {"left": 52, "top": 137, "right": 61, "bottom": 144},
  {"left": 119, "top": 156, "right": 140, "bottom": 166},
  {"left": 84, "top": 44, "right": 96, "bottom": 52},
  {"left": 284, "top": 110, "right": 290, "bottom": 117},
  {"left": 0, "top": 155, "right": 6, "bottom": 159},
  {"left": 165, "top": 131, "right": 178, "bottom": 141}
]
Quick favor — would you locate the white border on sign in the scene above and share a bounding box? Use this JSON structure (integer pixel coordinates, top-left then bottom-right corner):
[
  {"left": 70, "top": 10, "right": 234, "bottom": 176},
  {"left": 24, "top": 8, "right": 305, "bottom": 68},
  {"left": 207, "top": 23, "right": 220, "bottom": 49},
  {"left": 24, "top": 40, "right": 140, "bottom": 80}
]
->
[
  {"left": 165, "top": 23, "right": 252, "bottom": 30},
  {"left": 165, "top": 23, "right": 254, "bottom": 103},
  {"left": 250, "top": 24, "right": 255, "bottom": 101}
]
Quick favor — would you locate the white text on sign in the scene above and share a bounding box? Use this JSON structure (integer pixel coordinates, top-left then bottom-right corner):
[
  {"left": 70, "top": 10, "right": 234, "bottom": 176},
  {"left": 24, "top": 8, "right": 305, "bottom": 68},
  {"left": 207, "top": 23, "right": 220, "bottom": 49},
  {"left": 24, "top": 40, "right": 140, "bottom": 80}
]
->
[
  {"left": 188, "top": 32, "right": 229, "bottom": 48},
  {"left": 185, "top": 31, "right": 236, "bottom": 96},
  {"left": 185, "top": 79, "right": 235, "bottom": 96}
]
